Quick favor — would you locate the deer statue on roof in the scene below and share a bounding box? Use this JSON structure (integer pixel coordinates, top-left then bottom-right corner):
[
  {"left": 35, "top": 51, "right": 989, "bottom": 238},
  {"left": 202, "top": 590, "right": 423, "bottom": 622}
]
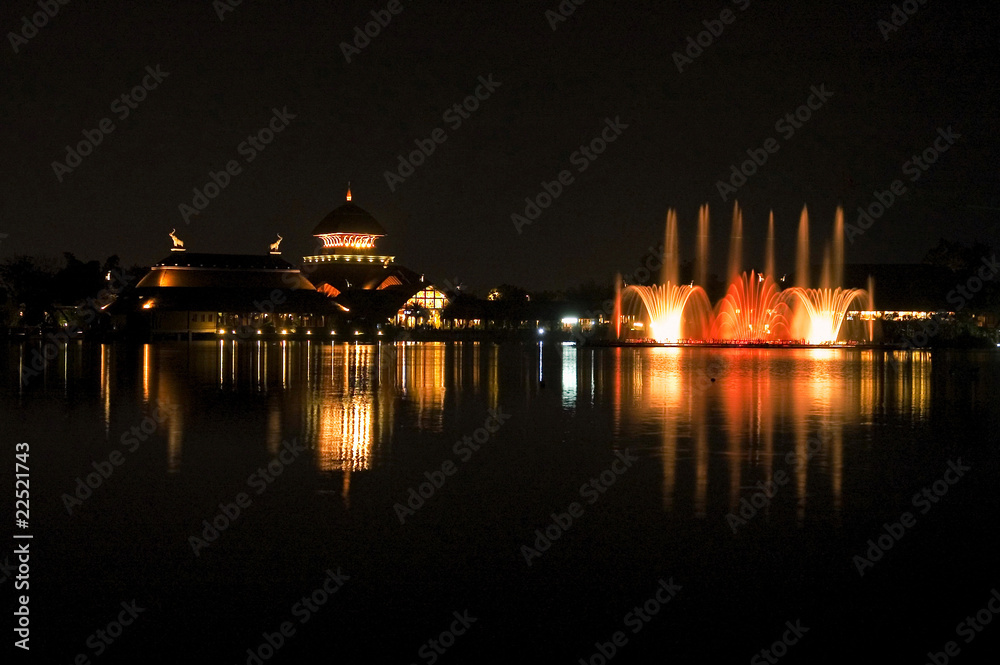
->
[{"left": 169, "top": 228, "right": 184, "bottom": 249}]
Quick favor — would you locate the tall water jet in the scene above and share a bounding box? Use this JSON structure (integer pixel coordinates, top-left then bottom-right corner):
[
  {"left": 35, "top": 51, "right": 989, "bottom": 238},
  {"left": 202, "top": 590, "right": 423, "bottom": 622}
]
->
[
  {"left": 787, "top": 206, "right": 868, "bottom": 343},
  {"left": 663, "top": 209, "right": 680, "bottom": 286},
  {"left": 819, "top": 246, "right": 832, "bottom": 290},
  {"left": 796, "top": 206, "right": 810, "bottom": 288},
  {"left": 613, "top": 272, "right": 622, "bottom": 340},
  {"left": 696, "top": 204, "right": 709, "bottom": 289},
  {"left": 623, "top": 208, "right": 711, "bottom": 342},
  {"left": 832, "top": 207, "right": 845, "bottom": 289},
  {"left": 728, "top": 202, "right": 743, "bottom": 283},
  {"left": 765, "top": 210, "right": 775, "bottom": 279},
  {"left": 867, "top": 275, "right": 875, "bottom": 342}
]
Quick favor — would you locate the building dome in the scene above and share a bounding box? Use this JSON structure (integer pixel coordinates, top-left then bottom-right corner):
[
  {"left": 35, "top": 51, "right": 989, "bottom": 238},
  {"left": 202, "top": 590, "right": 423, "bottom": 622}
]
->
[{"left": 311, "top": 202, "right": 386, "bottom": 237}]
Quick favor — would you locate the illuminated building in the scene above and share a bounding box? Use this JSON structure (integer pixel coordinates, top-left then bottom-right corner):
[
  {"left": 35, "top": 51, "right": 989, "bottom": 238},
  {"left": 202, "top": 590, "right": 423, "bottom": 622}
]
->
[
  {"left": 304, "top": 187, "right": 446, "bottom": 327},
  {"left": 114, "top": 186, "right": 446, "bottom": 335},
  {"left": 396, "top": 285, "right": 450, "bottom": 328},
  {"left": 112, "top": 251, "right": 334, "bottom": 338}
]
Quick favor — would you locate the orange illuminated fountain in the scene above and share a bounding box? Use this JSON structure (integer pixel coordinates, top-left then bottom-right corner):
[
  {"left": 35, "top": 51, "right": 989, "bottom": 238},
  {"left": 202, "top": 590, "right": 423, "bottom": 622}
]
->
[
  {"left": 712, "top": 204, "right": 791, "bottom": 342},
  {"left": 616, "top": 203, "right": 871, "bottom": 345},
  {"left": 785, "top": 286, "right": 867, "bottom": 344},
  {"left": 622, "top": 209, "right": 711, "bottom": 342},
  {"left": 784, "top": 207, "right": 868, "bottom": 344},
  {"left": 624, "top": 282, "right": 711, "bottom": 342}
]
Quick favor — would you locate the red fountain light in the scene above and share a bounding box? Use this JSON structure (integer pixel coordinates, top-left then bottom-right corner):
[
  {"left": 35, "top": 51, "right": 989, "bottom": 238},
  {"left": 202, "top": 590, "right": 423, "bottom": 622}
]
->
[{"left": 713, "top": 271, "right": 790, "bottom": 342}]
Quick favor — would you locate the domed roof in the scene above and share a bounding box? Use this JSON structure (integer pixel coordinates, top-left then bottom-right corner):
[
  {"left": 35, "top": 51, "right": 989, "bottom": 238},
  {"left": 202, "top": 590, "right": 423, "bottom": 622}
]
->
[{"left": 311, "top": 202, "right": 386, "bottom": 237}]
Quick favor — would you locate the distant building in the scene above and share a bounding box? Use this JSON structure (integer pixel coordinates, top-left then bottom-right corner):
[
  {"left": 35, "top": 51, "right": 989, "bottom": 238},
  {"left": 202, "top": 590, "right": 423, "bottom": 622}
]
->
[
  {"left": 396, "top": 285, "right": 450, "bottom": 328},
  {"left": 111, "top": 252, "right": 333, "bottom": 338},
  {"left": 303, "top": 187, "right": 447, "bottom": 327},
  {"left": 113, "top": 187, "right": 448, "bottom": 336}
]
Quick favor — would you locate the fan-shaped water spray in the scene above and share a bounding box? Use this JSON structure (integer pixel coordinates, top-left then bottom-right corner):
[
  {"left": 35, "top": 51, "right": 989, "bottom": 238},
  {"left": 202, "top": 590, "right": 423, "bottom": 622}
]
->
[
  {"left": 623, "top": 283, "right": 711, "bottom": 342},
  {"left": 785, "top": 286, "right": 868, "bottom": 344},
  {"left": 714, "top": 271, "right": 790, "bottom": 342}
]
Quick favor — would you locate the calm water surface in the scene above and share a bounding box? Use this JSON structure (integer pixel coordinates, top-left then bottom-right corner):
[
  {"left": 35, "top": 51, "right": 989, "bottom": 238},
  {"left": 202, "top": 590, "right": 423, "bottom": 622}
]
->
[{"left": 3, "top": 341, "right": 998, "bottom": 662}]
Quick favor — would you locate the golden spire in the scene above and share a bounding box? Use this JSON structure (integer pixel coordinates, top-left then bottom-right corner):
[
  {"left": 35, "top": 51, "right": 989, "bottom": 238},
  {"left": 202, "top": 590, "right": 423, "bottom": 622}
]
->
[{"left": 346, "top": 182, "right": 352, "bottom": 202}]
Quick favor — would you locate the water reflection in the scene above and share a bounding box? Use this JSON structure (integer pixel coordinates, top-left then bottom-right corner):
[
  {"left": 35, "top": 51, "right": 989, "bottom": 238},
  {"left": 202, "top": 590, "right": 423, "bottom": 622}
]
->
[
  {"left": 565, "top": 346, "right": 936, "bottom": 519},
  {"left": 311, "top": 344, "right": 379, "bottom": 473},
  {"left": 561, "top": 344, "right": 577, "bottom": 408},
  {"left": 6, "top": 339, "right": 970, "bottom": 520},
  {"left": 398, "top": 342, "right": 446, "bottom": 433}
]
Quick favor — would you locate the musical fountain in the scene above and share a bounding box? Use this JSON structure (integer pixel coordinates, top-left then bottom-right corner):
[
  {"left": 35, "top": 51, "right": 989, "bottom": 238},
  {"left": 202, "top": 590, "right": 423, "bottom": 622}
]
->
[
  {"left": 622, "top": 210, "right": 712, "bottom": 342},
  {"left": 617, "top": 203, "right": 872, "bottom": 346}
]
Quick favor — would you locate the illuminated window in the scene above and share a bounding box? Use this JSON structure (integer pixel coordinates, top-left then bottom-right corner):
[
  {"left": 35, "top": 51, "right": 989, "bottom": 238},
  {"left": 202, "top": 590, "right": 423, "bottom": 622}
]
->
[{"left": 406, "top": 286, "right": 448, "bottom": 311}]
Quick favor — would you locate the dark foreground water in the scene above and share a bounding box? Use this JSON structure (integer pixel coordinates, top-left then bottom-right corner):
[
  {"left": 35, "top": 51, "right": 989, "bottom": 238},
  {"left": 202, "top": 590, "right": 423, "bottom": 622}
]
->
[{"left": 2, "top": 340, "right": 999, "bottom": 663}]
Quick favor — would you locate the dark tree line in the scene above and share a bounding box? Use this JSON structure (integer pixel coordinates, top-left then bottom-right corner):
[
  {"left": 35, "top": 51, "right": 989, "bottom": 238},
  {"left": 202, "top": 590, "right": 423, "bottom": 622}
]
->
[{"left": 0, "top": 253, "right": 145, "bottom": 329}]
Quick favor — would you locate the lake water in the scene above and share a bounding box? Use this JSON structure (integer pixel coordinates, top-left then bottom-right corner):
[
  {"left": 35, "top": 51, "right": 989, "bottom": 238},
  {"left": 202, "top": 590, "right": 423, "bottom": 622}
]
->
[{"left": 3, "top": 341, "right": 999, "bottom": 662}]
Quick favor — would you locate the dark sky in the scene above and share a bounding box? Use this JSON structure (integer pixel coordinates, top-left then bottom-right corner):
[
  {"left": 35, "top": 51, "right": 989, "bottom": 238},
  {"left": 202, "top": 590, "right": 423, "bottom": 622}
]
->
[{"left": 2, "top": 0, "right": 997, "bottom": 292}]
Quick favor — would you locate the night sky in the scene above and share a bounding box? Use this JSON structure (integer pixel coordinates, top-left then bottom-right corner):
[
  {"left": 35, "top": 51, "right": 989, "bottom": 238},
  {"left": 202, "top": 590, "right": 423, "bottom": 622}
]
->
[{"left": 2, "top": 0, "right": 997, "bottom": 292}]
